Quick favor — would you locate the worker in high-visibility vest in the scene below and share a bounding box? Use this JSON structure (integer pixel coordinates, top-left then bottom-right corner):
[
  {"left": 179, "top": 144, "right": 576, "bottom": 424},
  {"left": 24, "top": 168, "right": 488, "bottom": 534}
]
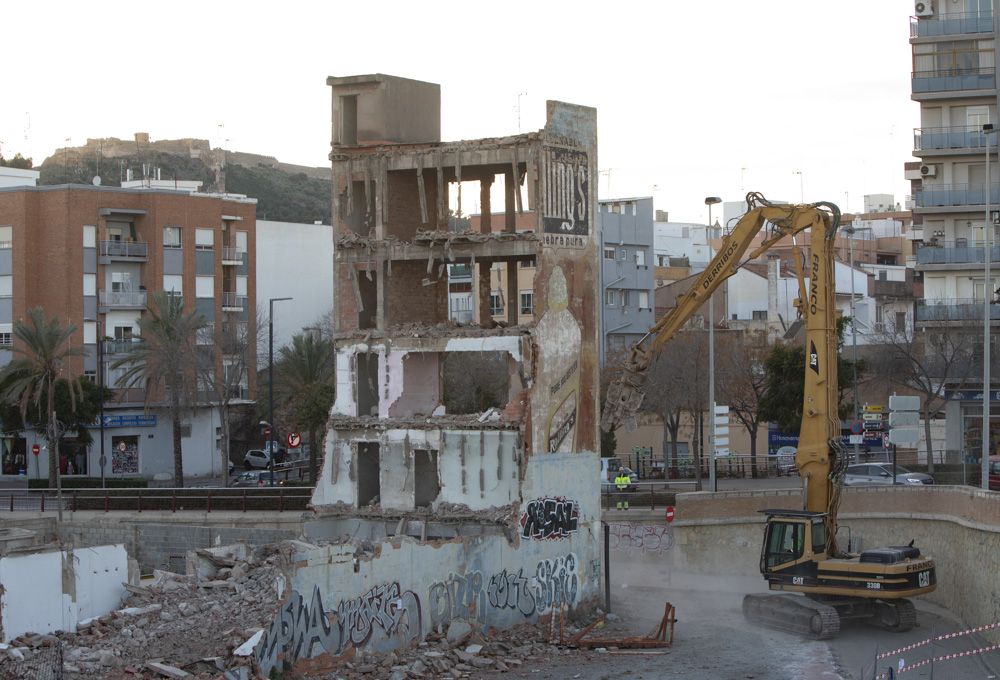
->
[{"left": 615, "top": 471, "right": 630, "bottom": 510}]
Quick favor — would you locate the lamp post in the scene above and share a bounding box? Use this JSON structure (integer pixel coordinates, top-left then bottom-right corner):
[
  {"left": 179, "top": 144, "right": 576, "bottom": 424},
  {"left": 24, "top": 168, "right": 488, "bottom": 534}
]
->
[
  {"left": 983, "top": 124, "right": 997, "bottom": 490},
  {"left": 842, "top": 223, "right": 872, "bottom": 463},
  {"left": 97, "top": 319, "right": 106, "bottom": 488},
  {"left": 705, "top": 196, "right": 722, "bottom": 492},
  {"left": 268, "top": 297, "right": 292, "bottom": 486}
]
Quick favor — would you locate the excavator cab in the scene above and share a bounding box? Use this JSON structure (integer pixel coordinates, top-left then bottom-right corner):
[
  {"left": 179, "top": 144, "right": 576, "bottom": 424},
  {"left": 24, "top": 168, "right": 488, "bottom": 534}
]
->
[{"left": 759, "top": 510, "right": 828, "bottom": 581}]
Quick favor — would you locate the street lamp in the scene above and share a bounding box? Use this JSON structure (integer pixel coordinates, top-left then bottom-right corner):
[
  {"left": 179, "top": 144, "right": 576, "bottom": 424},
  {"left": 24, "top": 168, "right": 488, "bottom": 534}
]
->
[
  {"left": 983, "top": 124, "right": 998, "bottom": 490},
  {"left": 268, "top": 297, "right": 293, "bottom": 486},
  {"left": 705, "top": 196, "right": 722, "bottom": 492},
  {"left": 842, "top": 223, "right": 873, "bottom": 463}
]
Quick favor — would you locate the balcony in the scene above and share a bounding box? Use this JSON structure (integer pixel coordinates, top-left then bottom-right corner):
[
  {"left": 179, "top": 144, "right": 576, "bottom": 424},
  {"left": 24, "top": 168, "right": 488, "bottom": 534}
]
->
[
  {"left": 910, "top": 11, "right": 993, "bottom": 38},
  {"left": 221, "top": 246, "right": 245, "bottom": 265},
  {"left": 871, "top": 279, "right": 913, "bottom": 298},
  {"left": 99, "top": 290, "right": 147, "bottom": 310},
  {"left": 221, "top": 292, "right": 247, "bottom": 312},
  {"left": 912, "top": 67, "right": 995, "bottom": 94},
  {"left": 99, "top": 240, "right": 148, "bottom": 262},
  {"left": 914, "top": 183, "right": 1000, "bottom": 208},
  {"left": 109, "top": 387, "right": 148, "bottom": 406},
  {"left": 916, "top": 298, "right": 1000, "bottom": 323},
  {"left": 914, "top": 125, "right": 992, "bottom": 152},
  {"left": 917, "top": 241, "right": 1000, "bottom": 265},
  {"left": 102, "top": 338, "right": 140, "bottom": 355}
]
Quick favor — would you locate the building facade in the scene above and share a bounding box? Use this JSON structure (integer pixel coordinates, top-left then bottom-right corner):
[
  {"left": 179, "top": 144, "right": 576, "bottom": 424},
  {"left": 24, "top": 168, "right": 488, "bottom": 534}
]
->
[
  {"left": 909, "top": 2, "right": 999, "bottom": 459},
  {"left": 599, "top": 197, "right": 655, "bottom": 364},
  {"left": 0, "top": 184, "right": 256, "bottom": 480}
]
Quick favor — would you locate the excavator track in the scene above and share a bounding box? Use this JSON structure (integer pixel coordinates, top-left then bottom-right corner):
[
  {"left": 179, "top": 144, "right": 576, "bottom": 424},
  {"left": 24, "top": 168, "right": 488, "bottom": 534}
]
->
[
  {"left": 742, "top": 593, "right": 840, "bottom": 639},
  {"left": 873, "top": 598, "right": 916, "bottom": 633}
]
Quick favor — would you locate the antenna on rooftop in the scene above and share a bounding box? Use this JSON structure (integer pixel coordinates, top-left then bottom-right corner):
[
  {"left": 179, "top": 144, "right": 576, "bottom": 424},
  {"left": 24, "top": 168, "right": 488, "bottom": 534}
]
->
[{"left": 516, "top": 92, "right": 528, "bottom": 133}]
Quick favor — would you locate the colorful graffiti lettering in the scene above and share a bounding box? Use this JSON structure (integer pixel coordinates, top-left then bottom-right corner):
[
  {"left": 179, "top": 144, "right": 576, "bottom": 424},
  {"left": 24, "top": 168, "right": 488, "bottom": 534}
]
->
[
  {"left": 486, "top": 568, "right": 536, "bottom": 616},
  {"left": 257, "top": 586, "right": 338, "bottom": 678},
  {"left": 608, "top": 523, "right": 674, "bottom": 555},
  {"left": 256, "top": 583, "right": 421, "bottom": 677},
  {"left": 520, "top": 497, "right": 580, "bottom": 540},
  {"left": 534, "top": 553, "right": 579, "bottom": 612},
  {"left": 428, "top": 571, "right": 485, "bottom": 631},
  {"left": 337, "top": 582, "right": 421, "bottom": 647}
]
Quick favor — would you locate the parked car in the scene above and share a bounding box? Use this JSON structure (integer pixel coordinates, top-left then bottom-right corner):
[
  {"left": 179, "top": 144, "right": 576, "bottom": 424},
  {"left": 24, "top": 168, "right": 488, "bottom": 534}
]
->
[
  {"left": 232, "top": 470, "right": 278, "bottom": 487},
  {"left": 843, "top": 463, "right": 934, "bottom": 486},
  {"left": 243, "top": 449, "right": 272, "bottom": 470},
  {"left": 989, "top": 456, "right": 1000, "bottom": 491}
]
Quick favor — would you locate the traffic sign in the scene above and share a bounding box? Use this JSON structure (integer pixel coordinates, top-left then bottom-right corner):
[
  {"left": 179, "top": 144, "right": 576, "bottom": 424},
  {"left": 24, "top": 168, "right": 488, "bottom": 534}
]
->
[
  {"left": 863, "top": 412, "right": 883, "bottom": 421},
  {"left": 849, "top": 435, "right": 864, "bottom": 444},
  {"left": 31, "top": 444, "right": 39, "bottom": 456},
  {"left": 889, "top": 395, "right": 920, "bottom": 411},
  {"left": 287, "top": 432, "right": 302, "bottom": 448},
  {"left": 665, "top": 506, "right": 675, "bottom": 523},
  {"left": 850, "top": 420, "right": 863, "bottom": 435},
  {"left": 263, "top": 426, "right": 271, "bottom": 437},
  {"left": 864, "top": 404, "right": 884, "bottom": 413},
  {"left": 889, "top": 428, "right": 920, "bottom": 445},
  {"left": 888, "top": 411, "right": 918, "bottom": 428}
]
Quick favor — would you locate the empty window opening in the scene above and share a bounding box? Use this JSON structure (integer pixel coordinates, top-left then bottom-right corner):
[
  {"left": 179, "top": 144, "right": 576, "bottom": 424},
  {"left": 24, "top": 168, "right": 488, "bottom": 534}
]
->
[
  {"left": 442, "top": 352, "right": 510, "bottom": 414},
  {"left": 358, "top": 270, "right": 377, "bottom": 330},
  {"left": 357, "top": 442, "right": 380, "bottom": 507},
  {"left": 343, "top": 181, "right": 376, "bottom": 236},
  {"left": 388, "top": 353, "right": 441, "bottom": 417},
  {"left": 340, "top": 95, "right": 358, "bottom": 146},
  {"left": 414, "top": 449, "right": 440, "bottom": 507},
  {"left": 447, "top": 181, "right": 480, "bottom": 232},
  {"left": 356, "top": 352, "right": 380, "bottom": 417}
]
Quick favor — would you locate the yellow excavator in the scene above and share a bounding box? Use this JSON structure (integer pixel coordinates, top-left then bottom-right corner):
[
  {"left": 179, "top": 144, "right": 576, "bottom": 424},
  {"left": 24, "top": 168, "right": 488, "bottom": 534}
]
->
[{"left": 602, "top": 193, "right": 936, "bottom": 638}]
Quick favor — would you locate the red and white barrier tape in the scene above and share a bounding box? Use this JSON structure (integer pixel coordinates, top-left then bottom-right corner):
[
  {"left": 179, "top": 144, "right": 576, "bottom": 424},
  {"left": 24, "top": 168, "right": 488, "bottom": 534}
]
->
[
  {"left": 876, "top": 621, "right": 1000, "bottom": 660},
  {"left": 898, "top": 642, "right": 1000, "bottom": 673}
]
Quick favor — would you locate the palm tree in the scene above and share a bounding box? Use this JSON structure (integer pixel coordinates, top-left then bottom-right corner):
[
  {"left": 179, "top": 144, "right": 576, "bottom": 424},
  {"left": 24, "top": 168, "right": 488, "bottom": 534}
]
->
[
  {"left": 112, "top": 291, "right": 206, "bottom": 487},
  {"left": 274, "top": 333, "right": 335, "bottom": 483},
  {"left": 0, "top": 308, "right": 86, "bottom": 487}
]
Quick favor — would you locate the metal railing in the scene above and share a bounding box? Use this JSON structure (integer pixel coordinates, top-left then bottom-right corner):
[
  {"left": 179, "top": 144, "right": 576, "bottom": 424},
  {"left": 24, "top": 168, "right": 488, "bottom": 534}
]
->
[
  {"left": 103, "top": 338, "right": 140, "bottom": 355},
  {"left": 99, "top": 240, "right": 148, "bottom": 259},
  {"left": 914, "top": 125, "right": 993, "bottom": 151},
  {"left": 221, "top": 292, "right": 246, "bottom": 310},
  {"left": 917, "top": 241, "right": 1000, "bottom": 265},
  {"left": 221, "top": 246, "right": 245, "bottom": 263},
  {"left": 910, "top": 11, "right": 993, "bottom": 38},
  {"left": 99, "top": 290, "right": 147, "bottom": 308},
  {"left": 915, "top": 183, "right": 1000, "bottom": 208},
  {"left": 0, "top": 487, "right": 313, "bottom": 513},
  {"left": 601, "top": 480, "right": 701, "bottom": 510},
  {"left": 916, "top": 298, "right": 1000, "bottom": 321},
  {"left": 912, "top": 67, "right": 995, "bottom": 94}
]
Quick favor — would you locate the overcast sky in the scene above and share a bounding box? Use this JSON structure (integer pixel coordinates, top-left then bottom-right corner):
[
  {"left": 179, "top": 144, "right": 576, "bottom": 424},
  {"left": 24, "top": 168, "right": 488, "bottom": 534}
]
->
[{"left": 4, "top": 0, "right": 918, "bottom": 223}]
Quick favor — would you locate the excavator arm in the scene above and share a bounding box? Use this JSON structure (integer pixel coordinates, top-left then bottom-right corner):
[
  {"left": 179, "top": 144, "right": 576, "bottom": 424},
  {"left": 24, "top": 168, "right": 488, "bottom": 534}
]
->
[{"left": 601, "top": 192, "right": 845, "bottom": 550}]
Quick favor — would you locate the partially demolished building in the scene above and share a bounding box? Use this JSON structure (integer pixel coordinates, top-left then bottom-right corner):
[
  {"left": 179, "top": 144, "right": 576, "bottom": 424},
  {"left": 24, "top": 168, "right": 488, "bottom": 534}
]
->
[{"left": 256, "top": 74, "right": 603, "bottom": 675}]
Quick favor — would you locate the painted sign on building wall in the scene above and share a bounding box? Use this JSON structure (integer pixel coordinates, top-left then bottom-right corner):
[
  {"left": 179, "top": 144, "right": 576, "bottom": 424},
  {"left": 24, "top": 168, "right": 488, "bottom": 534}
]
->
[{"left": 542, "top": 148, "right": 589, "bottom": 239}]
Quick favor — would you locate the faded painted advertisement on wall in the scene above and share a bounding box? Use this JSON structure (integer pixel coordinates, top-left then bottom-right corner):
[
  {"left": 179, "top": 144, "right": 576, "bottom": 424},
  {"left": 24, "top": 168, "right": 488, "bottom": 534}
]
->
[
  {"left": 541, "top": 147, "right": 589, "bottom": 248},
  {"left": 534, "top": 267, "right": 581, "bottom": 454}
]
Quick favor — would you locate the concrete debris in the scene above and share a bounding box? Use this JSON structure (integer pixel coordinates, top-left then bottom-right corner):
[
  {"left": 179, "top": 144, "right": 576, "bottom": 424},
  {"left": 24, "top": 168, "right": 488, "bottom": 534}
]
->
[{"left": 332, "top": 321, "right": 532, "bottom": 342}]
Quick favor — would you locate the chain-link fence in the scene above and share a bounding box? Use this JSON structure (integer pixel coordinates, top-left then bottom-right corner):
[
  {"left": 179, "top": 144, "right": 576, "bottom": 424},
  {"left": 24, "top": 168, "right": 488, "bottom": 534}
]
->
[{"left": 0, "top": 642, "right": 63, "bottom": 680}]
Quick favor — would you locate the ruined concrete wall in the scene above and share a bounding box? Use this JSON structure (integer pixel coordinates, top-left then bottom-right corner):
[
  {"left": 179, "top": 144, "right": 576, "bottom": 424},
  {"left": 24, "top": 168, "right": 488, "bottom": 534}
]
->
[
  {"left": 387, "top": 170, "right": 444, "bottom": 237},
  {"left": 0, "top": 544, "right": 128, "bottom": 642},
  {"left": 257, "top": 451, "right": 600, "bottom": 678},
  {"left": 385, "top": 260, "right": 449, "bottom": 325}
]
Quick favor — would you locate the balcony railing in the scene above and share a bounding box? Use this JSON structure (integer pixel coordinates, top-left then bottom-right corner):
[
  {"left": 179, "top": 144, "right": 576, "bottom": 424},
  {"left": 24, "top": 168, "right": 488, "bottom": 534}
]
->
[
  {"left": 916, "top": 298, "right": 1000, "bottom": 322},
  {"left": 914, "top": 125, "right": 992, "bottom": 151},
  {"left": 99, "top": 290, "right": 147, "bottom": 309},
  {"left": 221, "top": 246, "right": 245, "bottom": 264},
  {"left": 221, "top": 292, "right": 247, "bottom": 311},
  {"left": 912, "top": 67, "right": 995, "bottom": 94},
  {"left": 871, "top": 279, "right": 913, "bottom": 298},
  {"left": 99, "top": 240, "right": 148, "bottom": 259},
  {"left": 910, "top": 11, "right": 993, "bottom": 38},
  {"left": 917, "top": 241, "right": 1000, "bottom": 265},
  {"left": 109, "top": 387, "right": 147, "bottom": 405},
  {"left": 914, "top": 183, "right": 1000, "bottom": 208},
  {"left": 102, "top": 338, "right": 140, "bottom": 355}
]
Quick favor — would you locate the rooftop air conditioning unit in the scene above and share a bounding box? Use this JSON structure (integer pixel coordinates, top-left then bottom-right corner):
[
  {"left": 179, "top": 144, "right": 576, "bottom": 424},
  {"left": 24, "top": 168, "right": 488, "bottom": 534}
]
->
[
  {"left": 920, "top": 164, "right": 937, "bottom": 177},
  {"left": 915, "top": 0, "right": 934, "bottom": 17}
]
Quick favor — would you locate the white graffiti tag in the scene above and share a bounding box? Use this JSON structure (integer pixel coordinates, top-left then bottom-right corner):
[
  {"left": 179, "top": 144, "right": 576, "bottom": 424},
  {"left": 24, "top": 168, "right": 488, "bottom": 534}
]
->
[
  {"left": 608, "top": 523, "right": 674, "bottom": 555},
  {"left": 534, "top": 554, "right": 579, "bottom": 612},
  {"left": 486, "top": 568, "right": 536, "bottom": 616}
]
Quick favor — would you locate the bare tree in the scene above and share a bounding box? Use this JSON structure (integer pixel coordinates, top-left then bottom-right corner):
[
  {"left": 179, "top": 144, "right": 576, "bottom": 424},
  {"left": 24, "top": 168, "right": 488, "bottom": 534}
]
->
[
  {"left": 716, "top": 329, "right": 770, "bottom": 478},
  {"left": 197, "top": 308, "right": 263, "bottom": 486},
  {"left": 674, "top": 331, "right": 710, "bottom": 480},
  {"left": 871, "top": 323, "right": 977, "bottom": 472},
  {"left": 639, "top": 341, "right": 689, "bottom": 477}
]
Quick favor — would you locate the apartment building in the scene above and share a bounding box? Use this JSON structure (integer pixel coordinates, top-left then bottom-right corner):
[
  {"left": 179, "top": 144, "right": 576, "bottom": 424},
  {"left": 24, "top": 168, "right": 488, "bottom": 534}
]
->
[
  {"left": 909, "top": 1, "right": 998, "bottom": 458},
  {"left": 0, "top": 183, "right": 256, "bottom": 480},
  {"left": 599, "top": 197, "right": 655, "bottom": 364},
  {"left": 255, "top": 74, "right": 602, "bottom": 673}
]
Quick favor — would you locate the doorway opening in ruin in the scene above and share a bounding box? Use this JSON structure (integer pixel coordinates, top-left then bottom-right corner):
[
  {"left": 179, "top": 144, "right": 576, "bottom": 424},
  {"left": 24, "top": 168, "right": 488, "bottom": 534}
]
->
[
  {"left": 414, "top": 449, "right": 440, "bottom": 507},
  {"left": 357, "top": 442, "right": 380, "bottom": 507},
  {"left": 441, "top": 352, "right": 511, "bottom": 414},
  {"left": 343, "top": 181, "right": 376, "bottom": 236},
  {"left": 356, "top": 352, "right": 380, "bottom": 416},
  {"left": 357, "top": 271, "right": 378, "bottom": 330}
]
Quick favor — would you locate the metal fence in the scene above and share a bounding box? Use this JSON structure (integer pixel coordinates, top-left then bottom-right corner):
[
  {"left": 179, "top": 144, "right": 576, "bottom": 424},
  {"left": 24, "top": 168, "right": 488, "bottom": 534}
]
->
[{"left": 0, "top": 487, "right": 313, "bottom": 513}]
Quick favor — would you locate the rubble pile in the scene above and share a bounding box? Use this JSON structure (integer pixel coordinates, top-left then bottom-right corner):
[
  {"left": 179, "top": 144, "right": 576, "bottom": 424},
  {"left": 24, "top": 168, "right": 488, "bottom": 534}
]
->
[{"left": 0, "top": 544, "right": 287, "bottom": 679}]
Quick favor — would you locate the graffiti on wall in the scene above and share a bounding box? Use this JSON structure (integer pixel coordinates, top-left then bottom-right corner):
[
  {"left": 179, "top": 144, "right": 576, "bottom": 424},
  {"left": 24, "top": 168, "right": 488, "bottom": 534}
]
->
[
  {"left": 608, "top": 523, "right": 674, "bottom": 555},
  {"left": 534, "top": 554, "right": 579, "bottom": 613},
  {"left": 428, "top": 571, "right": 485, "bottom": 631},
  {"left": 257, "top": 582, "right": 421, "bottom": 677},
  {"left": 486, "top": 568, "right": 536, "bottom": 616},
  {"left": 520, "top": 497, "right": 579, "bottom": 540}
]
